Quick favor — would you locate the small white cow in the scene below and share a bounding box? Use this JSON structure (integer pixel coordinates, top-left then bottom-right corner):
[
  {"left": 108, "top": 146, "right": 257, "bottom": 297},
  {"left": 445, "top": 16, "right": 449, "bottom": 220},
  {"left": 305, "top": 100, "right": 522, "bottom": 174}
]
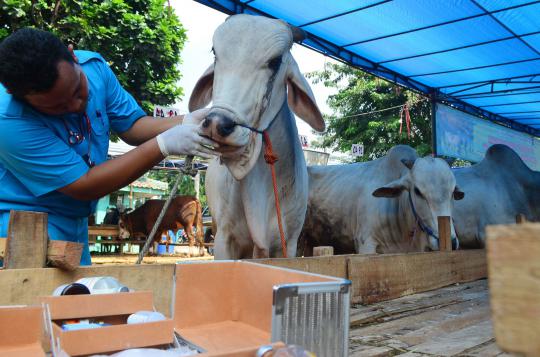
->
[
  {"left": 300, "top": 145, "right": 464, "bottom": 255},
  {"left": 453, "top": 144, "right": 540, "bottom": 248},
  {"left": 189, "top": 15, "right": 325, "bottom": 259}
]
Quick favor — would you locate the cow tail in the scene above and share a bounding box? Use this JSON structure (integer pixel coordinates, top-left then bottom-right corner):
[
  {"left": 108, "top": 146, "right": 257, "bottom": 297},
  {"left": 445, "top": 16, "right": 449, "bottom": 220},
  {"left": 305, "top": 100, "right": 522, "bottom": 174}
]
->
[{"left": 195, "top": 200, "right": 204, "bottom": 245}]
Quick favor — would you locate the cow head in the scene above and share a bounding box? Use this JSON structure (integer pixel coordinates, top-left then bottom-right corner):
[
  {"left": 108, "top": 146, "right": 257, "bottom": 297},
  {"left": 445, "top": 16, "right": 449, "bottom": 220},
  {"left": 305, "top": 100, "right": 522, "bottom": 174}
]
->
[
  {"left": 118, "top": 213, "right": 131, "bottom": 239},
  {"left": 372, "top": 157, "right": 464, "bottom": 251},
  {"left": 189, "top": 14, "right": 325, "bottom": 180}
]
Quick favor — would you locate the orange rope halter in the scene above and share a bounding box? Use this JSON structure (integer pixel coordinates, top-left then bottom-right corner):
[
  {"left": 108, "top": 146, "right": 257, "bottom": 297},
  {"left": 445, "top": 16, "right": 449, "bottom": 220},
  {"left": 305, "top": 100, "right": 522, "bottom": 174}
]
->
[{"left": 262, "top": 131, "right": 288, "bottom": 257}]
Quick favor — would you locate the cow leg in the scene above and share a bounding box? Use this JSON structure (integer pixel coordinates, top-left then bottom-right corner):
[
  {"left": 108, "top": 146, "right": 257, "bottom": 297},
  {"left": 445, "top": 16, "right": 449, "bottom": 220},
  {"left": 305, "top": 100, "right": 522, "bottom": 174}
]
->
[
  {"left": 185, "top": 224, "right": 195, "bottom": 257},
  {"left": 252, "top": 245, "right": 269, "bottom": 259}
]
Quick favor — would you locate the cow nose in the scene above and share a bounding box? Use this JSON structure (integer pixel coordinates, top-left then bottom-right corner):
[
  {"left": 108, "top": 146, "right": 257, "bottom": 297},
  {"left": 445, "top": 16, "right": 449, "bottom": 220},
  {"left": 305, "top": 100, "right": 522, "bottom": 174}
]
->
[{"left": 216, "top": 116, "right": 236, "bottom": 137}]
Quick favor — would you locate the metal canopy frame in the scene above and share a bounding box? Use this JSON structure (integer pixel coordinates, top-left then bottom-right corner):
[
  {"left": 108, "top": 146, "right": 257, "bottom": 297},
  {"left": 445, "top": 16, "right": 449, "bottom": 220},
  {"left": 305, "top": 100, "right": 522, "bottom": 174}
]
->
[{"left": 193, "top": 0, "right": 540, "bottom": 137}]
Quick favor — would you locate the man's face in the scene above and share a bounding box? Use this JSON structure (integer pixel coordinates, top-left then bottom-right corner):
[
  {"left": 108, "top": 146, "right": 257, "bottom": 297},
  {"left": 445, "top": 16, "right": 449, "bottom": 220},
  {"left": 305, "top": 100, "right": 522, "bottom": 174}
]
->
[{"left": 24, "top": 60, "right": 89, "bottom": 116}]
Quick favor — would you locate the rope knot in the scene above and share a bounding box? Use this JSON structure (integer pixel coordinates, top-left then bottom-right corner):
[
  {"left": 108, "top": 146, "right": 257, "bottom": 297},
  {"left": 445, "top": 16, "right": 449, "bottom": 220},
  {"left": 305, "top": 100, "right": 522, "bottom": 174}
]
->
[{"left": 263, "top": 131, "right": 279, "bottom": 164}]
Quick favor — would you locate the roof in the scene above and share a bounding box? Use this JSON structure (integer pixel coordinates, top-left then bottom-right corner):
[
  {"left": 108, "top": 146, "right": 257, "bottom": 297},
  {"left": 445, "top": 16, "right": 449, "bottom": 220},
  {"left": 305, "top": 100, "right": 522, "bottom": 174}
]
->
[
  {"left": 130, "top": 176, "right": 168, "bottom": 191},
  {"left": 193, "top": 0, "right": 540, "bottom": 137}
]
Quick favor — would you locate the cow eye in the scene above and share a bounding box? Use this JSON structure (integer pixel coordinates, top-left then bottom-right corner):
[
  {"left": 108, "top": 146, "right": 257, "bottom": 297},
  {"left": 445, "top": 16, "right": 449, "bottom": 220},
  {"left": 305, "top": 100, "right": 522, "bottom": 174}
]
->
[
  {"left": 211, "top": 47, "right": 217, "bottom": 61},
  {"left": 414, "top": 186, "right": 424, "bottom": 198},
  {"left": 268, "top": 55, "right": 282, "bottom": 72}
]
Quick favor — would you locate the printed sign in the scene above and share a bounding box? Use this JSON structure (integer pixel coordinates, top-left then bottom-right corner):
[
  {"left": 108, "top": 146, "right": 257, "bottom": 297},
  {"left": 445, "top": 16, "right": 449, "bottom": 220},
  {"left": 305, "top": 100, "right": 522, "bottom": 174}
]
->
[
  {"left": 299, "top": 135, "right": 309, "bottom": 148},
  {"left": 351, "top": 143, "right": 364, "bottom": 157},
  {"left": 435, "top": 103, "right": 540, "bottom": 170},
  {"left": 153, "top": 106, "right": 180, "bottom": 118}
]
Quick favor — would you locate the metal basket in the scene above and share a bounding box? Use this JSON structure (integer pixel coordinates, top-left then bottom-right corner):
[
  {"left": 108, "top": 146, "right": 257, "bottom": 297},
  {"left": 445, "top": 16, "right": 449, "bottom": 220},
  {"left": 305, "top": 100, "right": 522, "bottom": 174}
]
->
[{"left": 272, "top": 279, "right": 351, "bottom": 357}]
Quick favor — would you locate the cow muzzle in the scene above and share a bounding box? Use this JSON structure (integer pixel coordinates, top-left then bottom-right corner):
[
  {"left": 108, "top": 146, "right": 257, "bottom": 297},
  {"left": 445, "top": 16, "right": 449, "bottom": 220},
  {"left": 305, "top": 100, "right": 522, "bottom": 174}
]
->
[{"left": 200, "top": 108, "right": 251, "bottom": 148}]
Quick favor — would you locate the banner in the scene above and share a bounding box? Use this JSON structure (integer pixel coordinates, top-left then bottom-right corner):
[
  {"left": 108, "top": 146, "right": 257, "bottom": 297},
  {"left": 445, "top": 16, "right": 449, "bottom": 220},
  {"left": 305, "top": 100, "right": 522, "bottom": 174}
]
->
[
  {"left": 153, "top": 106, "right": 180, "bottom": 118},
  {"left": 435, "top": 103, "right": 540, "bottom": 171}
]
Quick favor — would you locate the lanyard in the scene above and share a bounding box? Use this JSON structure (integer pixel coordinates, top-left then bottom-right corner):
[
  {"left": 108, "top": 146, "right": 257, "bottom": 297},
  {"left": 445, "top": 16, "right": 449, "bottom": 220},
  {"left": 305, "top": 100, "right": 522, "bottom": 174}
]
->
[{"left": 62, "top": 112, "right": 94, "bottom": 167}]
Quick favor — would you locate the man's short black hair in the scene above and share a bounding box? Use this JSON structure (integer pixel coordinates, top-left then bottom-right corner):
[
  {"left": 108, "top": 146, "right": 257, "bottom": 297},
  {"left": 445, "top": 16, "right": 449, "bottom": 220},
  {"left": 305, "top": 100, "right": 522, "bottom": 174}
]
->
[{"left": 0, "top": 28, "right": 74, "bottom": 99}]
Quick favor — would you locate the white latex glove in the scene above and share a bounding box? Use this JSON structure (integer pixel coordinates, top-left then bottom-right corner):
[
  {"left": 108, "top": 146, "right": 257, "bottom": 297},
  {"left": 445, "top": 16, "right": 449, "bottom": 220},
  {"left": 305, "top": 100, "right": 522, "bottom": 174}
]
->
[{"left": 156, "top": 108, "right": 218, "bottom": 159}]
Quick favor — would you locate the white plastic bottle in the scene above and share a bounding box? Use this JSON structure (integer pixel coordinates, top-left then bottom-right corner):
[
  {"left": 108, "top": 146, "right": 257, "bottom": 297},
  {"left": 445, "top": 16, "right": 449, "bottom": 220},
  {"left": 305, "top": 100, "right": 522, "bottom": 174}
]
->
[{"left": 76, "top": 276, "right": 129, "bottom": 294}]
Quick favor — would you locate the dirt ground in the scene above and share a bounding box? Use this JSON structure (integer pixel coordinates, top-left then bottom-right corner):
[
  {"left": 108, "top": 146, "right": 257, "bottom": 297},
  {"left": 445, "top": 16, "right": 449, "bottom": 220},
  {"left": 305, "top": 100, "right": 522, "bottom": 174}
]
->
[{"left": 91, "top": 253, "right": 214, "bottom": 265}]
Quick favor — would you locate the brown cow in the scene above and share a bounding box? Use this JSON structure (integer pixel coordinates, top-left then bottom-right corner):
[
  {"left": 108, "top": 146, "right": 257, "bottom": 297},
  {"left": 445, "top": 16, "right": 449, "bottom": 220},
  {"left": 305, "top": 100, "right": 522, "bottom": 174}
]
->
[{"left": 118, "top": 196, "right": 204, "bottom": 255}]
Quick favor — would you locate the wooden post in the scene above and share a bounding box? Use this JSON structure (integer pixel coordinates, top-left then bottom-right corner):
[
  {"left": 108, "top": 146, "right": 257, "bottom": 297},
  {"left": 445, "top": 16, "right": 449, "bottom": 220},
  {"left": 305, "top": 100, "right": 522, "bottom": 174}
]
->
[
  {"left": 47, "top": 241, "right": 83, "bottom": 271},
  {"left": 438, "top": 216, "right": 452, "bottom": 251},
  {"left": 313, "top": 246, "right": 334, "bottom": 256},
  {"left": 4, "top": 211, "right": 48, "bottom": 269},
  {"left": 486, "top": 223, "right": 540, "bottom": 355},
  {"left": 0, "top": 238, "right": 6, "bottom": 258},
  {"left": 516, "top": 213, "right": 527, "bottom": 224}
]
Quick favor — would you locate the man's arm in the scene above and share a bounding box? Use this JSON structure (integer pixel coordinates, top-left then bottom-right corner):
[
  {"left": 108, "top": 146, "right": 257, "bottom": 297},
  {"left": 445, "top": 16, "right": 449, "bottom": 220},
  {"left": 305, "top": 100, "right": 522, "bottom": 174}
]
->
[
  {"left": 58, "top": 138, "right": 163, "bottom": 200},
  {"left": 118, "top": 115, "right": 182, "bottom": 146},
  {"left": 58, "top": 110, "right": 217, "bottom": 201}
]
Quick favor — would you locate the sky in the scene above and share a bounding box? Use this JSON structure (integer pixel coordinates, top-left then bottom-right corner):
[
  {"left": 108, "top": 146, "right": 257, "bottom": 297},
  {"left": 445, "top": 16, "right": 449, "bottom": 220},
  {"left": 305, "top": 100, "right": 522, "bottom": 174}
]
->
[{"left": 169, "top": 0, "right": 338, "bottom": 144}]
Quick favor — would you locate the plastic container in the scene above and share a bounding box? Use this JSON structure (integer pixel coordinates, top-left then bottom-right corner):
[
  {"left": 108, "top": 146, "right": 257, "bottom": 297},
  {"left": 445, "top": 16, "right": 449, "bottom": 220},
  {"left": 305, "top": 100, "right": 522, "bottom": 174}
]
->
[
  {"left": 127, "top": 311, "right": 166, "bottom": 324},
  {"left": 157, "top": 244, "right": 174, "bottom": 255},
  {"left": 52, "top": 283, "right": 91, "bottom": 296},
  {"left": 76, "top": 276, "right": 129, "bottom": 294}
]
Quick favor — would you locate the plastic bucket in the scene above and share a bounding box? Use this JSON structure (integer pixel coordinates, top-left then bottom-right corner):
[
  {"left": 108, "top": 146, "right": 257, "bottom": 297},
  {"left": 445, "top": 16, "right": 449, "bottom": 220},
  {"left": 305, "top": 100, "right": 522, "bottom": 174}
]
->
[{"left": 157, "top": 244, "right": 174, "bottom": 255}]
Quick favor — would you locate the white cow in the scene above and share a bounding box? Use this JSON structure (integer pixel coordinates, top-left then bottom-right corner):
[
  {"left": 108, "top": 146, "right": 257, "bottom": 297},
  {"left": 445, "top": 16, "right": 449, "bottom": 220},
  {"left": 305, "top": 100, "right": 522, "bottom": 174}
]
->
[
  {"left": 453, "top": 144, "right": 540, "bottom": 248},
  {"left": 300, "top": 145, "right": 464, "bottom": 255},
  {"left": 189, "top": 15, "right": 325, "bottom": 259}
]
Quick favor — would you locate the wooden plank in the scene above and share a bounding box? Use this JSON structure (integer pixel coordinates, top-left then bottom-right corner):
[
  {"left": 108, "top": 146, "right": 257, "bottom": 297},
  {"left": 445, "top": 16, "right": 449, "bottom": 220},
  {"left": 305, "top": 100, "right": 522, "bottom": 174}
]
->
[
  {"left": 88, "top": 225, "right": 119, "bottom": 237},
  {"left": 0, "top": 264, "right": 175, "bottom": 316},
  {"left": 4, "top": 211, "right": 48, "bottom": 269},
  {"left": 438, "top": 216, "right": 451, "bottom": 251},
  {"left": 350, "top": 286, "right": 492, "bottom": 355},
  {"left": 350, "top": 280, "right": 488, "bottom": 328},
  {"left": 486, "top": 223, "right": 540, "bottom": 356},
  {"left": 47, "top": 241, "right": 83, "bottom": 271},
  {"left": 313, "top": 246, "right": 334, "bottom": 256},
  {"left": 348, "top": 250, "right": 486, "bottom": 304},
  {"left": 251, "top": 254, "right": 351, "bottom": 279}
]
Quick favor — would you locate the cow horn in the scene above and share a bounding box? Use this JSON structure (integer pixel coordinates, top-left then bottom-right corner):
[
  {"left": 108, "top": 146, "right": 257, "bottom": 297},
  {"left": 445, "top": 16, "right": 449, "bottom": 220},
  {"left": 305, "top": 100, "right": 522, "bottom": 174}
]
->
[
  {"left": 401, "top": 158, "right": 416, "bottom": 170},
  {"left": 289, "top": 24, "right": 306, "bottom": 42}
]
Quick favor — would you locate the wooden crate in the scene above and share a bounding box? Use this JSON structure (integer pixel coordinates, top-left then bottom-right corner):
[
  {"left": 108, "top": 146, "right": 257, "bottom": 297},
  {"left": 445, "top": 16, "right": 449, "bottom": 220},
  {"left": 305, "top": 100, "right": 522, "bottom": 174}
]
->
[{"left": 486, "top": 223, "right": 540, "bottom": 356}]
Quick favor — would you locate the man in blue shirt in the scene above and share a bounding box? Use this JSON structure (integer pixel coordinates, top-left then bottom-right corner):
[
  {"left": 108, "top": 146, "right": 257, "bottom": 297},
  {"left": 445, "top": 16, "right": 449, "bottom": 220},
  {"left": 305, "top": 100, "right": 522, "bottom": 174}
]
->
[{"left": 0, "top": 28, "right": 219, "bottom": 265}]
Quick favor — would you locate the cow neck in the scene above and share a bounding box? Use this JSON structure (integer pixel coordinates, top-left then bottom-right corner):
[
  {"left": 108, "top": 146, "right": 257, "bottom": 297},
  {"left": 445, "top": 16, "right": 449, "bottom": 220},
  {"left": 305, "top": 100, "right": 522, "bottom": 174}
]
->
[
  {"left": 262, "top": 100, "right": 301, "bottom": 172},
  {"left": 397, "top": 190, "right": 425, "bottom": 250},
  {"left": 125, "top": 209, "right": 146, "bottom": 236}
]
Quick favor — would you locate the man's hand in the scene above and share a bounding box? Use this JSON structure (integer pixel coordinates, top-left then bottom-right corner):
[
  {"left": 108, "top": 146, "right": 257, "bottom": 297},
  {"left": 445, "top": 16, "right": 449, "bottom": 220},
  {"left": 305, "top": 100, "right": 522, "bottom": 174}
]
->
[{"left": 156, "top": 108, "right": 219, "bottom": 159}]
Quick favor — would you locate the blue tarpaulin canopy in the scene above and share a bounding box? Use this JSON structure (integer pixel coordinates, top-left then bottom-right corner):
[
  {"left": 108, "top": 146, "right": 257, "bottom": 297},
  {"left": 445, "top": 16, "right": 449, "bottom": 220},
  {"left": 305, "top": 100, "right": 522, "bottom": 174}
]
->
[{"left": 193, "top": 0, "right": 540, "bottom": 137}]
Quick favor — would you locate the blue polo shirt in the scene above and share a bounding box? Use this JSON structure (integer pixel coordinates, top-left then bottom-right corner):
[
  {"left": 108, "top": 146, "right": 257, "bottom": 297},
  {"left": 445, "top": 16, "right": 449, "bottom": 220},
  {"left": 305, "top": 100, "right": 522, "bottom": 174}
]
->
[{"left": 0, "top": 50, "right": 146, "bottom": 265}]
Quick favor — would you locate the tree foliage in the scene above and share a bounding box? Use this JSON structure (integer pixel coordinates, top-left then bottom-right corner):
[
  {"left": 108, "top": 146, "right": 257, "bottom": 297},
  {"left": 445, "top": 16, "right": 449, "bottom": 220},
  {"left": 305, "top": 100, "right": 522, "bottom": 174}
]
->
[
  {"left": 0, "top": 0, "right": 186, "bottom": 112},
  {"left": 309, "top": 63, "right": 433, "bottom": 161}
]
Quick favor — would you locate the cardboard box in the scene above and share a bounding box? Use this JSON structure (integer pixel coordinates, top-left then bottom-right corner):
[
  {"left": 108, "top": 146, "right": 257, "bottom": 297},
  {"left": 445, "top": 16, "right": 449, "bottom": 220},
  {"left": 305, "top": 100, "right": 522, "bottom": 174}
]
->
[
  {"left": 39, "top": 291, "right": 174, "bottom": 356},
  {"left": 0, "top": 305, "right": 46, "bottom": 357},
  {"left": 173, "top": 261, "right": 349, "bottom": 356}
]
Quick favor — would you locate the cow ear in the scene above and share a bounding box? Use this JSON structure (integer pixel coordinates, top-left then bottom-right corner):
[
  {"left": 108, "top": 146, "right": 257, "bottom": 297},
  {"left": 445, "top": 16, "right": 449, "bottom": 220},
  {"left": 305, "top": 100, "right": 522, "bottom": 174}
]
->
[
  {"left": 372, "top": 178, "right": 407, "bottom": 198},
  {"left": 286, "top": 57, "right": 325, "bottom": 132},
  {"left": 453, "top": 186, "right": 465, "bottom": 200},
  {"left": 189, "top": 65, "right": 214, "bottom": 111}
]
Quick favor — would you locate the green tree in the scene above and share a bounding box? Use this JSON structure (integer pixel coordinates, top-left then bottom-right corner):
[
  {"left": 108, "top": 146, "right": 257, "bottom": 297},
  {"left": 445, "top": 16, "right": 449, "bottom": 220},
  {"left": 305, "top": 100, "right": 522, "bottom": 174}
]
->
[
  {"left": 309, "top": 63, "right": 433, "bottom": 161},
  {"left": 0, "top": 0, "right": 186, "bottom": 113}
]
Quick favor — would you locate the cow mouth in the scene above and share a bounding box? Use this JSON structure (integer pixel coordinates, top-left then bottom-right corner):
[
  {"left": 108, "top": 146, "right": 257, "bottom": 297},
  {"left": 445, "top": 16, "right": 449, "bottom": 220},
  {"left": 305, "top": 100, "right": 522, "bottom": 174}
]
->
[{"left": 201, "top": 130, "right": 253, "bottom": 158}]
